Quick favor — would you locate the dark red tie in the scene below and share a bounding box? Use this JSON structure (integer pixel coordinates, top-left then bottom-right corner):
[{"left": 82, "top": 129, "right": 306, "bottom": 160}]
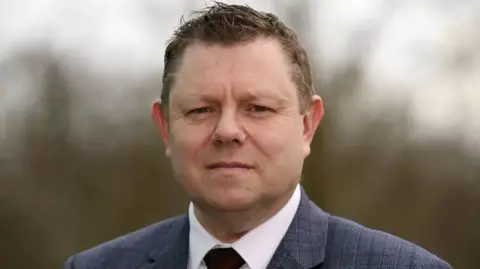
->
[{"left": 203, "top": 248, "right": 245, "bottom": 269}]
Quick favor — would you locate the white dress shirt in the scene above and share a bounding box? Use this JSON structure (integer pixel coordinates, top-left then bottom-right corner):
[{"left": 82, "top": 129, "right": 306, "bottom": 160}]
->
[{"left": 187, "top": 184, "right": 301, "bottom": 269}]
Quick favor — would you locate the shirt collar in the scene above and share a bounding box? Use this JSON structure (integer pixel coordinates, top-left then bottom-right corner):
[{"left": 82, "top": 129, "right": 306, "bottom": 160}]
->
[{"left": 188, "top": 184, "right": 301, "bottom": 269}]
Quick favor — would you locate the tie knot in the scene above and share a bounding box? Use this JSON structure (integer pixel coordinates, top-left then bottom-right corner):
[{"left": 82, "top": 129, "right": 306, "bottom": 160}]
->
[{"left": 203, "top": 247, "right": 245, "bottom": 269}]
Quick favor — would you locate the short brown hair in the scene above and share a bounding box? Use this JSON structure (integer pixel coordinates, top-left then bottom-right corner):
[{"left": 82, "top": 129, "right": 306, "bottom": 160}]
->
[{"left": 161, "top": 2, "right": 314, "bottom": 113}]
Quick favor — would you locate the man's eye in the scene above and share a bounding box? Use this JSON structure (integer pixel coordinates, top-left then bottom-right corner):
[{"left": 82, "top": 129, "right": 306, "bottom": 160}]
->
[
  {"left": 247, "top": 105, "right": 271, "bottom": 112},
  {"left": 189, "top": 107, "right": 214, "bottom": 114}
]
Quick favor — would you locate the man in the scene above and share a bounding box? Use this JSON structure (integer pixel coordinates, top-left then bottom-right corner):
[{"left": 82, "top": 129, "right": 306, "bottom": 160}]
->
[{"left": 64, "top": 3, "right": 452, "bottom": 269}]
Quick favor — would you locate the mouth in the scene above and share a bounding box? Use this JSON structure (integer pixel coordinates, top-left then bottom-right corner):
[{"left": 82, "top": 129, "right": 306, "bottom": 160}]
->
[{"left": 206, "top": 162, "right": 253, "bottom": 169}]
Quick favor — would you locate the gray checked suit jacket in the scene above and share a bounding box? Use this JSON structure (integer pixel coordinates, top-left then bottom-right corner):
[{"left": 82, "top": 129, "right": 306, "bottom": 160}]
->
[{"left": 64, "top": 188, "right": 453, "bottom": 269}]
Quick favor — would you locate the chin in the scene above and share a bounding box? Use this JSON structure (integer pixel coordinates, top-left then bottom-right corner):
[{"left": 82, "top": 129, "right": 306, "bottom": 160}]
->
[{"left": 209, "top": 194, "right": 256, "bottom": 212}]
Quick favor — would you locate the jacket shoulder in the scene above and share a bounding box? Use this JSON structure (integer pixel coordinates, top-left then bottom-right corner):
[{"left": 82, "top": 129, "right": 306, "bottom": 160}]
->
[
  {"left": 64, "top": 215, "right": 187, "bottom": 269},
  {"left": 324, "top": 215, "right": 452, "bottom": 269}
]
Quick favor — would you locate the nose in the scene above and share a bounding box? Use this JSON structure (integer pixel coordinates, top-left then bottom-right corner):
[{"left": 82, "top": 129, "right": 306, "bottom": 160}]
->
[{"left": 212, "top": 109, "right": 246, "bottom": 146}]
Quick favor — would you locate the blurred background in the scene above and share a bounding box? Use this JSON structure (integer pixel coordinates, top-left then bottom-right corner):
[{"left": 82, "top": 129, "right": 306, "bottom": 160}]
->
[{"left": 1, "top": 0, "right": 479, "bottom": 268}]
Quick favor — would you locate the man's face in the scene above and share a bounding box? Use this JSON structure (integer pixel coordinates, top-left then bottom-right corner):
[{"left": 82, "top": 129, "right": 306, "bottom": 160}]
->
[{"left": 152, "top": 37, "right": 323, "bottom": 212}]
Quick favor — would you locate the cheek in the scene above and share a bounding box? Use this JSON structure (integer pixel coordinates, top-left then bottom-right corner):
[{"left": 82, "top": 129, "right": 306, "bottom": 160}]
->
[
  {"left": 170, "top": 123, "right": 212, "bottom": 162},
  {"left": 168, "top": 127, "right": 208, "bottom": 188},
  {"left": 246, "top": 118, "right": 303, "bottom": 157}
]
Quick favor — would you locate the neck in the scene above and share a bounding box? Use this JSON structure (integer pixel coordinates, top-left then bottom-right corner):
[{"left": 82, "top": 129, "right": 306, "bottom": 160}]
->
[{"left": 193, "top": 187, "right": 296, "bottom": 243}]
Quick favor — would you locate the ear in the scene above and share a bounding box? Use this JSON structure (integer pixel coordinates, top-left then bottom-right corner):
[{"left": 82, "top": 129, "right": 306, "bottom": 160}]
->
[
  {"left": 151, "top": 99, "right": 171, "bottom": 157},
  {"left": 302, "top": 95, "right": 324, "bottom": 157}
]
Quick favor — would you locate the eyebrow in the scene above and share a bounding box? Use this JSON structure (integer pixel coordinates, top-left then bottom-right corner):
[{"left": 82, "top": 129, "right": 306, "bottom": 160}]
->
[
  {"left": 239, "top": 89, "right": 291, "bottom": 105},
  {"left": 175, "top": 93, "right": 219, "bottom": 106},
  {"left": 171, "top": 87, "right": 293, "bottom": 107}
]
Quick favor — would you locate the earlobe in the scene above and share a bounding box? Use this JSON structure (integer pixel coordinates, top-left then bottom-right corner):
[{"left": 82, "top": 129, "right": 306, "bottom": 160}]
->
[{"left": 151, "top": 99, "right": 171, "bottom": 156}]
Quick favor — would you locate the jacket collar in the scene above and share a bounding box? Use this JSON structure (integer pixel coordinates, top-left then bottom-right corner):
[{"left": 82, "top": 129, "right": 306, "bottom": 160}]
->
[
  {"left": 266, "top": 187, "right": 329, "bottom": 269},
  {"left": 140, "top": 216, "right": 190, "bottom": 269}
]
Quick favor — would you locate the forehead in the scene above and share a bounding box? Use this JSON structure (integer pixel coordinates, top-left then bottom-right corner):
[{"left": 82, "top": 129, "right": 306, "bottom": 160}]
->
[{"left": 170, "top": 38, "right": 297, "bottom": 101}]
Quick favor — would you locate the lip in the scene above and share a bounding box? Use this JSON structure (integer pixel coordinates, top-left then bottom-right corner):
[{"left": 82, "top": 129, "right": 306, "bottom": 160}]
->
[{"left": 206, "top": 162, "right": 253, "bottom": 169}]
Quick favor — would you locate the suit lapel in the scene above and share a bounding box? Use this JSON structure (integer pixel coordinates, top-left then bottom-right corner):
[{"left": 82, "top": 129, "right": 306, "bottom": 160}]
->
[
  {"left": 267, "top": 187, "right": 329, "bottom": 269},
  {"left": 138, "top": 215, "right": 190, "bottom": 269}
]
